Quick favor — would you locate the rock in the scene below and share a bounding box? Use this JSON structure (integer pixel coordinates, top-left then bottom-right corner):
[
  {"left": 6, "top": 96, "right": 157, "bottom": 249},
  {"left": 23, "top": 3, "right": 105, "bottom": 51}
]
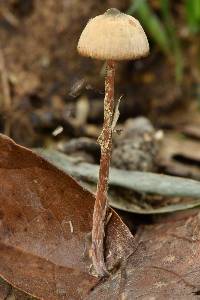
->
[{"left": 112, "top": 117, "right": 162, "bottom": 171}]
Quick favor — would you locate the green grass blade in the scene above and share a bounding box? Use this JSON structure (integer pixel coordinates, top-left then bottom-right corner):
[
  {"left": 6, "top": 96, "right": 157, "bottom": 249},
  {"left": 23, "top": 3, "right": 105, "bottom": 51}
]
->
[
  {"left": 127, "top": 0, "right": 170, "bottom": 54},
  {"left": 185, "top": 0, "right": 200, "bottom": 33},
  {"left": 161, "top": 0, "right": 184, "bottom": 82}
]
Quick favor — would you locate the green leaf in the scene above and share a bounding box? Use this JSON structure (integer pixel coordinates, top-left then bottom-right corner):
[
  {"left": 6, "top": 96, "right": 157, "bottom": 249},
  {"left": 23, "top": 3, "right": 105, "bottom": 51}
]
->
[
  {"left": 161, "top": 0, "right": 184, "bottom": 82},
  {"left": 185, "top": 0, "right": 200, "bottom": 33}
]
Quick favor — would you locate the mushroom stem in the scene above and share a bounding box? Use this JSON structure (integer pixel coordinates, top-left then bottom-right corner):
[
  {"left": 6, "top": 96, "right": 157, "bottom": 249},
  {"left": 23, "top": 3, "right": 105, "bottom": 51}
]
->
[{"left": 91, "top": 60, "right": 115, "bottom": 277}]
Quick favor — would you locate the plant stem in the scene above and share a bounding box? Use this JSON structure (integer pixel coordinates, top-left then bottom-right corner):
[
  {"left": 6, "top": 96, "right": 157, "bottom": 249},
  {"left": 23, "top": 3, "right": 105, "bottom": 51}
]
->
[{"left": 91, "top": 60, "right": 115, "bottom": 277}]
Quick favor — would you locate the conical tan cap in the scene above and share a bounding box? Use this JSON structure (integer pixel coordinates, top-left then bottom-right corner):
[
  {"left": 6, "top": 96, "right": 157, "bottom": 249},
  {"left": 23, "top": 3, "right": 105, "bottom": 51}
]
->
[{"left": 77, "top": 8, "right": 149, "bottom": 61}]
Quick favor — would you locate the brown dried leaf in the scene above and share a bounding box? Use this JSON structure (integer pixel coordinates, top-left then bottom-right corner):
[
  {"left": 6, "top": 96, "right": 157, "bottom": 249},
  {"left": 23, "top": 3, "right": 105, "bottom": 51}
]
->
[
  {"left": 0, "top": 277, "right": 35, "bottom": 300},
  {"left": 89, "top": 211, "right": 200, "bottom": 299},
  {"left": 158, "top": 132, "right": 200, "bottom": 179},
  {"left": 0, "top": 277, "right": 10, "bottom": 299},
  {"left": 0, "top": 134, "right": 134, "bottom": 300}
]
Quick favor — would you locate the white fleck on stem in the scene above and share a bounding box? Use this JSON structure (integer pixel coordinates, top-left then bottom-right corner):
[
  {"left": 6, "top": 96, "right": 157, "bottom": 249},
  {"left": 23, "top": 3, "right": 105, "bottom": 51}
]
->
[
  {"left": 91, "top": 60, "right": 115, "bottom": 277},
  {"left": 111, "top": 95, "right": 122, "bottom": 132}
]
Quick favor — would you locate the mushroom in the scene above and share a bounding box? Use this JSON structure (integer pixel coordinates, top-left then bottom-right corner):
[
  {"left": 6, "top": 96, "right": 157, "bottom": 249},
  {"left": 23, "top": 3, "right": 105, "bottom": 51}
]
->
[{"left": 77, "top": 8, "right": 149, "bottom": 277}]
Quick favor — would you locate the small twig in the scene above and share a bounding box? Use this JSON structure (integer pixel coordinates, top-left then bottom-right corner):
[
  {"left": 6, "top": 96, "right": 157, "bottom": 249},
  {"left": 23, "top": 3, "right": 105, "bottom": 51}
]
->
[
  {"left": 0, "top": 49, "right": 11, "bottom": 111},
  {"left": 0, "top": 48, "right": 12, "bottom": 135},
  {"left": 0, "top": 6, "right": 19, "bottom": 28}
]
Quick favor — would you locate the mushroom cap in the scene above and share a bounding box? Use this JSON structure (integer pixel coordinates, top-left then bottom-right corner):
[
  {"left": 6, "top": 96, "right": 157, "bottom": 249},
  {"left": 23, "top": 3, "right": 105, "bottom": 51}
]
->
[{"left": 77, "top": 8, "right": 149, "bottom": 61}]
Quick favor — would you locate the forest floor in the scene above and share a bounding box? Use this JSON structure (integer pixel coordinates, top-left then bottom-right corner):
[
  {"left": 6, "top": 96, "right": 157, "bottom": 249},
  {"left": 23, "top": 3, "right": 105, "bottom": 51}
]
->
[{"left": 1, "top": 1, "right": 200, "bottom": 299}]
